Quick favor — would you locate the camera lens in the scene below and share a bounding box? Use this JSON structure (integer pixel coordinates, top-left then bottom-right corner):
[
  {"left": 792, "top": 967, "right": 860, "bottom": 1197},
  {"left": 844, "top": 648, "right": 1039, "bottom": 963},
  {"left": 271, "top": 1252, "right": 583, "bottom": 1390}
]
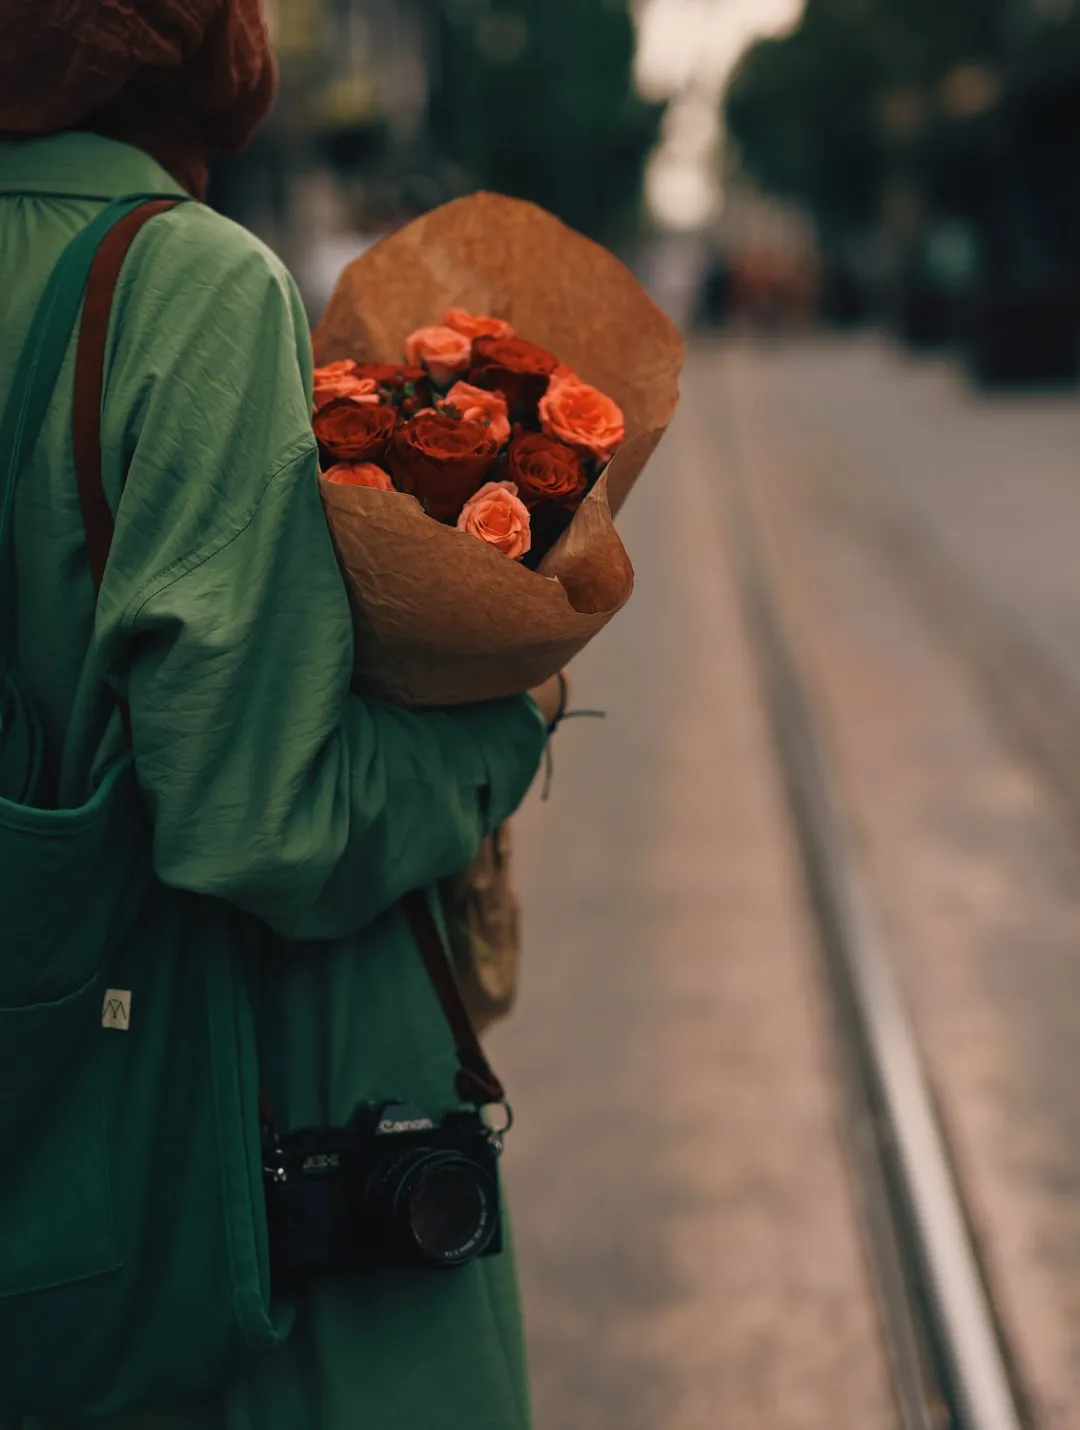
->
[
  {"left": 407, "top": 1156, "right": 495, "bottom": 1263},
  {"left": 374, "top": 1150, "right": 497, "bottom": 1266}
]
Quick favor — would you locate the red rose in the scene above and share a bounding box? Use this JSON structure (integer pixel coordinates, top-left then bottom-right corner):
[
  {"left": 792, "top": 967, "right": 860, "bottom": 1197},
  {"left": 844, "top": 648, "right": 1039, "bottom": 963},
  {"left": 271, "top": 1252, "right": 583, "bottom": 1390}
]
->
[
  {"left": 504, "top": 432, "right": 587, "bottom": 510},
  {"left": 468, "top": 336, "right": 559, "bottom": 417},
  {"left": 313, "top": 398, "right": 398, "bottom": 463},
  {"left": 387, "top": 411, "right": 500, "bottom": 522}
]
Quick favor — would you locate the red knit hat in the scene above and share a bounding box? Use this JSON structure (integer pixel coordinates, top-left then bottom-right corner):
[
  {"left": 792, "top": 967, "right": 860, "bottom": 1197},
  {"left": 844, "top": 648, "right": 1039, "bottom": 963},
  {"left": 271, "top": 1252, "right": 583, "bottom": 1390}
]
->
[{"left": 0, "top": 0, "right": 277, "bottom": 196}]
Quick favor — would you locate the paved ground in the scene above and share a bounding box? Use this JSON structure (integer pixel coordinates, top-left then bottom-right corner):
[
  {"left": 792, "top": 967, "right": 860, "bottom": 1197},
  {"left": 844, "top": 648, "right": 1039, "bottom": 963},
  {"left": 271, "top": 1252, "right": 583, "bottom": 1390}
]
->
[
  {"left": 493, "top": 335, "right": 1080, "bottom": 1429},
  {"left": 490, "top": 372, "right": 893, "bottom": 1430},
  {"left": 697, "top": 339, "right": 1080, "bottom": 1429},
  {"left": 766, "top": 336, "right": 1080, "bottom": 709}
]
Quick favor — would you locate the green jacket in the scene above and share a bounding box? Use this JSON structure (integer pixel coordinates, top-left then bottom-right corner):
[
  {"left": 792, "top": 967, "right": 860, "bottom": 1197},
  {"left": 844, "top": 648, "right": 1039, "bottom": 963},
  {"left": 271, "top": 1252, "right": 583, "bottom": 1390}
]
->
[{"left": 0, "top": 134, "right": 545, "bottom": 1430}]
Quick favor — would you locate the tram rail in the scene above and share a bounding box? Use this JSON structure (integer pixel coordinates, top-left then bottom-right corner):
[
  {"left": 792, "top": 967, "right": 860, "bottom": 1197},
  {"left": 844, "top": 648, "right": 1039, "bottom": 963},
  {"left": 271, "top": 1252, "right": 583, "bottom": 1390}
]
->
[{"left": 720, "top": 420, "right": 1033, "bottom": 1430}]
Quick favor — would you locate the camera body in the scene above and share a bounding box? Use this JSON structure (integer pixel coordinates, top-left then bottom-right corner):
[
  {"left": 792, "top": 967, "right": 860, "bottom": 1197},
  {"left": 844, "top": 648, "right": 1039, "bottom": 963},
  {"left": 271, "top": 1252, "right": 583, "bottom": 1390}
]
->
[{"left": 265, "top": 1101, "right": 502, "bottom": 1284}]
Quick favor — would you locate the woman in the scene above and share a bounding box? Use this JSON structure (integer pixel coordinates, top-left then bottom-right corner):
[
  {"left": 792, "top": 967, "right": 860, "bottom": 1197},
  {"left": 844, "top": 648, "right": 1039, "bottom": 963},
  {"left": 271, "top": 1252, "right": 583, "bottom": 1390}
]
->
[{"left": 0, "top": 2, "right": 562, "bottom": 1426}]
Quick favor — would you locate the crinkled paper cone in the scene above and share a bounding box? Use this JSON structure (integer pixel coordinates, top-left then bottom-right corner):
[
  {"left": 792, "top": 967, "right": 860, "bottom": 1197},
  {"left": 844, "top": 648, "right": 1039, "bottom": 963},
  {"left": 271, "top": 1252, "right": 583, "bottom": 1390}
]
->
[
  {"left": 318, "top": 470, "right": 629, "bottom": 704},
  {"left": 313, "top": 192, "right": 683, "bottom": 706}
]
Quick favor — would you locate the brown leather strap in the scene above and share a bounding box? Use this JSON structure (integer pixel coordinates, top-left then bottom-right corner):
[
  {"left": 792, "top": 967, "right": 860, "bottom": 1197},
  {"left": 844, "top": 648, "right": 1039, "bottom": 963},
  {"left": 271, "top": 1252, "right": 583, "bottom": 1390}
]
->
[
  {"left": 402, "top": 888, "right": 507, "bottom": 1107},
  {"left": 72, "top": 199, "right": 181, "bottom": 595},
  {"left": 69, "top": 198, "right": 501, "bottom": 1114}
]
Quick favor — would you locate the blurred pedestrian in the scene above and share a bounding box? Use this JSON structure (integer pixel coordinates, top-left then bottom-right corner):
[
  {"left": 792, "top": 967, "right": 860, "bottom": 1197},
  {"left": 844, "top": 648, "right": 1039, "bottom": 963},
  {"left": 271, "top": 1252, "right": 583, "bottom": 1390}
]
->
[{"left": 0, "top": 3, "right": 562, "bottom": 1427}]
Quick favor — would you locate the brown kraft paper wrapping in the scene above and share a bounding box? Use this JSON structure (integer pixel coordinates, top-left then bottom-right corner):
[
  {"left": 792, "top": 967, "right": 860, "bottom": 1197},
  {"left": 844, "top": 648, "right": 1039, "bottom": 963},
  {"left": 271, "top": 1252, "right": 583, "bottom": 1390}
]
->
[{"left": 314, "top": 191, "right": 684, "bottom": 707}]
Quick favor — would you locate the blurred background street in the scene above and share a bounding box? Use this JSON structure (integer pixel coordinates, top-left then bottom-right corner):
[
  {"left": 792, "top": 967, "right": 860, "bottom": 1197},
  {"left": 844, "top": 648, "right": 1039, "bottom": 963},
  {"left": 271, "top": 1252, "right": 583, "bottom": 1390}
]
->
[
  {"left": 499, "top": 338, "right": 1080, "bottom": 1430},
  {"left": 222, "top": 1, "right": 1080, "bottom": 1425}
]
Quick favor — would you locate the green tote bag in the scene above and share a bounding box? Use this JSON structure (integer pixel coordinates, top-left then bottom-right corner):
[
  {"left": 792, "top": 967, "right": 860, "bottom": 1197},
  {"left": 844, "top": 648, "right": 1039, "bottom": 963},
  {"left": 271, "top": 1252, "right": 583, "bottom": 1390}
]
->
[{"left": 0, "top": 196, "right": 287, "bottom": 1417}]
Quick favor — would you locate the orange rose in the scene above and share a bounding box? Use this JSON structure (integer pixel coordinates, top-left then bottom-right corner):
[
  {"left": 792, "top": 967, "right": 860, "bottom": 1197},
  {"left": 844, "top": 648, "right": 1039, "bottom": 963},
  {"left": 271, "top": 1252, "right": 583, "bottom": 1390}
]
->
[
  {"left": 442, "top": 308, "right": 515, "bottom": 342},
  {"left": 439, "top": 381, "right": 511, "bottom": 447},
  {"left": 312, "top": 360, "right": 382, "bottom": 410},
  {"left": 404, "top": 325, "right": 473, "bottom": 387},
  {"left": 538, "top": 377, "right": 625, "bottom": 462},
  {"left": 323, "top": 462, "right": 395, "bottom": 491},
  {"left": 457, "top": 481, "right": 531, "bottom": 560},
  {"left": 313, "top": 398, "right": 398, "bottom": 463},
  {"left": 314, "top": 359, "right": 358, "bottom": 382},
  {"left": 505, "top": 431, "right": 587, "bottom": 509},
  {"left": 387, "top": 411, "right": 500, "bottom": 521},
  {"left": 468, "top": 335, "right": 559, "bottom": 417},
  {"left": 315, "top": 374, "right": 380, "bottom": 410}
]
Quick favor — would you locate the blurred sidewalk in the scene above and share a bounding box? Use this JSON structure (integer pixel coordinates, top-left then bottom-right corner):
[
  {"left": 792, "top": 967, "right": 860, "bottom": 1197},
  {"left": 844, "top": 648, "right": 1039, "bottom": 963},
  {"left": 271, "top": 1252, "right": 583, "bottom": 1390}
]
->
[
  {"left": 495, "top": 334, "right": 1080, "bottom": 1428},
  {"left": 490, "top": 357, "right": 892, "bottom": 1430},
  {"left": 696, "top": 337, "right": 1080, "bottom": 1428},
  {"left": 752, "top": 335, "right": 1080, "bottom": 709}
]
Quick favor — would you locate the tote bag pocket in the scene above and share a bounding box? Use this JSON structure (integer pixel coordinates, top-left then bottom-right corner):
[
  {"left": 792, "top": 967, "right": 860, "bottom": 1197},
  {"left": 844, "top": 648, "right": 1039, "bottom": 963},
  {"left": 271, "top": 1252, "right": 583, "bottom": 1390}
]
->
[
  {"left": 0, "top": 758, "right": 147, "bottom": 1300},
  {"left": 0, "top": 971, "right": 119, "bottom": 1296},
  {"left": 0, "top": 761, "right": 285, "bottom": 1416}
]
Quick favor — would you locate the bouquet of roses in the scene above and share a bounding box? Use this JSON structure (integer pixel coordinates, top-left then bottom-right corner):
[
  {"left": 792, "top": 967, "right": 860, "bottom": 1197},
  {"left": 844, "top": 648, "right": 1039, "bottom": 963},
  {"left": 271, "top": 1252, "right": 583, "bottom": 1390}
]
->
[
  {"left": 314, "top": 318, "right": 623, "bottom": 569},
  {"left": 313, "top": 192, "right": 682, "bottom": 707}
]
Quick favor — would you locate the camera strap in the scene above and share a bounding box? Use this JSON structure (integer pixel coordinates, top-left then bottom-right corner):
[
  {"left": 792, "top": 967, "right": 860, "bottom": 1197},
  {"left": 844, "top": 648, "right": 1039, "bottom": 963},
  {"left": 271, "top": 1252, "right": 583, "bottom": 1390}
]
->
[{"left": 401, "top": 888, "right": 507, "bottom": 1109}]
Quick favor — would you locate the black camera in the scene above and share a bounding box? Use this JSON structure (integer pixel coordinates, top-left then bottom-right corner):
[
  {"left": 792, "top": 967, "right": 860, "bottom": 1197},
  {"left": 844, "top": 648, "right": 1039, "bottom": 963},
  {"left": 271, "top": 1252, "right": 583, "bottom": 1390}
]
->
[{"left": 264, "top": 1101, "right": 503, "bottom": 1283}]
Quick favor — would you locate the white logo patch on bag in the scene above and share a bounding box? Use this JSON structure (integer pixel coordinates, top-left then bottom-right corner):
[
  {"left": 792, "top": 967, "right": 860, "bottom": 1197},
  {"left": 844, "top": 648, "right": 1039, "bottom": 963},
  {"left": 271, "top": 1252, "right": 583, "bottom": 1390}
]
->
[{"left": 102, "top": 989, "right": 132, "bottom": 1030}]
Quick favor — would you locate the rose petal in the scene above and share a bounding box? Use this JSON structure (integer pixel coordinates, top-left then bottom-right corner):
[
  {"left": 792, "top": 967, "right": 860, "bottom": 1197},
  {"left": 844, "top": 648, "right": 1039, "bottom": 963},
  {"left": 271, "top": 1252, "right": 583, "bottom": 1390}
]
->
[
  {"left": 442, "top": 308, "right": 516, "bottom": 342},
  {"left": 323, "top": 461, "right": 395, "bottom": 491}
]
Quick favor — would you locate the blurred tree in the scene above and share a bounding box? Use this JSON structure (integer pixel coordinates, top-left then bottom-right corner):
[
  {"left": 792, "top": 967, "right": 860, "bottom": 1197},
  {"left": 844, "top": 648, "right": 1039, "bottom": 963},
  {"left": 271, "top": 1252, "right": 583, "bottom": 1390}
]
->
[
  {"left": 1000, "top": 7, "right": 1080, "bottom": 269},
  {"left": 724, "top": 0, "right": 1080, "bottom": 360},
  {"left": 724, "top": 6, "right": 887, "bottom": 245},
  {"left": 724, "top": 0, "right": 1015, "bottom": 240},
  {"left": 427, "top": 0, "right": 663, "bottom": 243}
]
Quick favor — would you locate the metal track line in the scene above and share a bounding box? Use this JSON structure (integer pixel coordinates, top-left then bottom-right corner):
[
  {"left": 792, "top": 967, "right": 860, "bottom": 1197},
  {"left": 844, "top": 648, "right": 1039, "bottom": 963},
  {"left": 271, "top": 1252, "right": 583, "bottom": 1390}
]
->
[{"left": 718, "top": 405, "right": 1026, "bottom": 1430}]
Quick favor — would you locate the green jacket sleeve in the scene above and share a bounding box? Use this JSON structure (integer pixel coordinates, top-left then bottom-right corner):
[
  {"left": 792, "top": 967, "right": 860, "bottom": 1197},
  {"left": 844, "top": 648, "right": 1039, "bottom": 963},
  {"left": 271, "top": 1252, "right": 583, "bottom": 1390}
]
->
[{"left": 95, "top": 205, "right": 546, "bottom": 940}]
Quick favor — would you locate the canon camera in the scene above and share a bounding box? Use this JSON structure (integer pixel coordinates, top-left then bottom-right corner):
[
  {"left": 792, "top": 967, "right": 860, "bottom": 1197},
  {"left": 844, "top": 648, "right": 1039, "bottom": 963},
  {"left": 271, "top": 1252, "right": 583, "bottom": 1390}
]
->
[{"left": 264, "top": 1101, "right": 502, "bottom": 1282}]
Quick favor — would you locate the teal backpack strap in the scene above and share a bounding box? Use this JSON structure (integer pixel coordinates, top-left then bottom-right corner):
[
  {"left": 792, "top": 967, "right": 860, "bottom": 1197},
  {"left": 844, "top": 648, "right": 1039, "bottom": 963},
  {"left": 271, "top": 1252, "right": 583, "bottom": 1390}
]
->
[{"left": 0, "top": 192, "right": 189, "bottom": 801}]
